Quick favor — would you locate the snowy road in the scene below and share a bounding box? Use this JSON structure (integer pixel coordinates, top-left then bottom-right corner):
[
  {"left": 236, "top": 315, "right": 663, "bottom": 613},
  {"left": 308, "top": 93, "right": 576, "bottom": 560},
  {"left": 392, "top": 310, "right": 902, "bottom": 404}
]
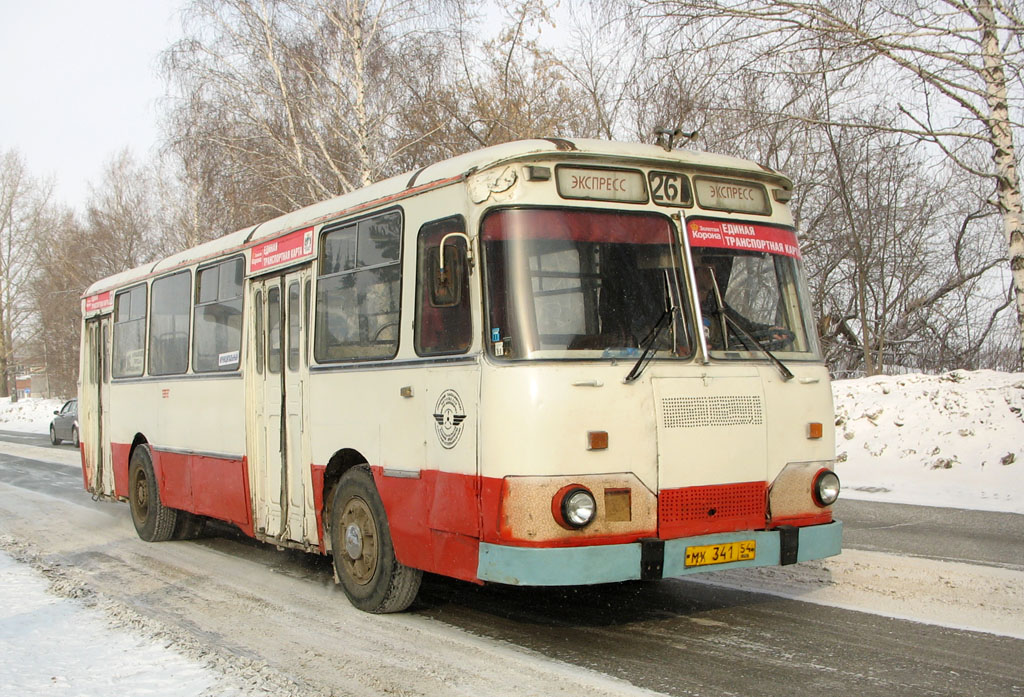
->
[{"left": 0, "top": 439, "right": 1022, "bottom": 696}]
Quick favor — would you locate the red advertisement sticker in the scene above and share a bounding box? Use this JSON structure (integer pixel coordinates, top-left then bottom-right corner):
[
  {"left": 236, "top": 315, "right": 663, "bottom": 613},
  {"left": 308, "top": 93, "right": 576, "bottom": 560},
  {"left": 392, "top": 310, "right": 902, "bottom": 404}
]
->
[
  {"left": 84, "top": 291, "right": 113, "bottom": 313},
  {"left": 688, "top": 220, "right": 800, "bottom": 259},
  {"left": 250, "top": 226, "right": 315, "bottom": 273}
]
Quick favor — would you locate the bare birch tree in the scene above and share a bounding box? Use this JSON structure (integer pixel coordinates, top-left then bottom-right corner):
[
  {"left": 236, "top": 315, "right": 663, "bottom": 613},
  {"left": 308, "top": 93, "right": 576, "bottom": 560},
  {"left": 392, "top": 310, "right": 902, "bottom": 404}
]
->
[
  {"left": 0, "top": 150, "right": 56, "bottom": 397},
  {"left": 29, "top": 211, "right": 84, "bottom": 398},
  {"left": 162, "top": 0, "right": 481, "bottom": 235},
  {"left": 431, "top": 0, "right": 595, "bottom": 147},
  {"left": 635, "top": 0, "right": 1024, "bottom": 366},
  {"left": 84, "top": 150, "right": 161, "bottom": 277},
  {"left": 30, "top": 150, "right": 162, "bottom": 396}
]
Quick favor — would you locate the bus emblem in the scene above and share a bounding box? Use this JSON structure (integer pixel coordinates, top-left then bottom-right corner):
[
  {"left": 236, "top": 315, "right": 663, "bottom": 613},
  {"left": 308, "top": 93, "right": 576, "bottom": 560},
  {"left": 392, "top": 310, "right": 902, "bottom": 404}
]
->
[{"left": 432, "top": 389, "right": 467, "bottom": 449}]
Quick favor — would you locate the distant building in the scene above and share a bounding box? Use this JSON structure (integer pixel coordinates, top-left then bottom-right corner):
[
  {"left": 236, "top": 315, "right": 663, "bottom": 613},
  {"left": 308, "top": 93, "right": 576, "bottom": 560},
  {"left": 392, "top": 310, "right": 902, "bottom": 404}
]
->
[
  {"left": 15, "top": 375, "right": 31, "bottom": 399},
  {"left": 13, "top": 372, "right": 50, "bottom": 399}
]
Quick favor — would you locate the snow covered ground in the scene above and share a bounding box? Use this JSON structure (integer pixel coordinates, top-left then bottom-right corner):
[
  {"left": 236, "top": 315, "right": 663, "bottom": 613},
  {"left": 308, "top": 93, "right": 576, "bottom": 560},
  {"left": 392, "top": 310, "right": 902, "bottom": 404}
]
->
[
  {"left": 834, "top": 369, "right": 1024, "bottom": 514},
  {"left": 0, "top": 550, "right": 221, "bottom": 697},
  {"left": 0, "top": 396, "right": 68, "bottom": 432},
  {"left": 0, "top": 370, "right": 1021, "bottom": 696}
]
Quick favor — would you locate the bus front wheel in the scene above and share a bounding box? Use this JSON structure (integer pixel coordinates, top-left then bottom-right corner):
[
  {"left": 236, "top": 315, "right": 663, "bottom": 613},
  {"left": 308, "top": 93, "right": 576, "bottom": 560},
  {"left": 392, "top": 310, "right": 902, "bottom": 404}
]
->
[
  {"left": 129, "top": 444, "right": 178, "bottom": 542},
  {"left": 330, "top": 466, "right": 422, "bottom": 613}
]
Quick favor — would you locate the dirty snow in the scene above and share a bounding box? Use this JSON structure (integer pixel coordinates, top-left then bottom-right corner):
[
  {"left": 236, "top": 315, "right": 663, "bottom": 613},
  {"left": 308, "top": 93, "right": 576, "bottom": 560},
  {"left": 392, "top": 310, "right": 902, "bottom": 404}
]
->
[
  {"left": 688, "top": 547, "right": 1024, "bottom": 640},
  {"left": 0, "top": 549, "right": 221, "bottom": 697}
]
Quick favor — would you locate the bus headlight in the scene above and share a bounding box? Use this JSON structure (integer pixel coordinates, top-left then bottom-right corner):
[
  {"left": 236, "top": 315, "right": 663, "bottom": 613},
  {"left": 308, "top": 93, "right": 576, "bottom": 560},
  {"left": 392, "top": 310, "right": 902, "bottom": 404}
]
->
[
  {"left": 560, "top": 487, "right": 597, "bottom": 528},
  {"left": 813, "top": 469, "right": 840, "bottom": 507}
]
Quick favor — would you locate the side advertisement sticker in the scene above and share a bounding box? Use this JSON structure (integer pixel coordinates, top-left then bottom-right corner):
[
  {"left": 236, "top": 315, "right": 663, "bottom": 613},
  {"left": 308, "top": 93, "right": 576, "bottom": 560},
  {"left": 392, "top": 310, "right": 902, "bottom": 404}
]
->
[
  {"left": 85, "top": 291, "right": 114, "bottom": 313},
  {"left": 250, "top": 226, "right": 315, "bottom": 273}
]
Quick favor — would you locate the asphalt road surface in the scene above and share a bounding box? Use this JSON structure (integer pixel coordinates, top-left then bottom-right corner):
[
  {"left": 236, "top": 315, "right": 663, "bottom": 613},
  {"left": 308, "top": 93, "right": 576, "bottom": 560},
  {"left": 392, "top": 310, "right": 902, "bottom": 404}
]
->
[{"left": 0, "top": 431, "right": 1020, "bottom": 697}]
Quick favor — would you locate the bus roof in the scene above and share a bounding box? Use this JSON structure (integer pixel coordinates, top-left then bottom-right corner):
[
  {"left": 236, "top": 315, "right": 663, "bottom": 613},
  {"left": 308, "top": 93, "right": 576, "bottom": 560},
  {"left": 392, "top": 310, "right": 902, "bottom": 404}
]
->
[{"left": 83, "top": 138, "right": 789, "bottom": 299}]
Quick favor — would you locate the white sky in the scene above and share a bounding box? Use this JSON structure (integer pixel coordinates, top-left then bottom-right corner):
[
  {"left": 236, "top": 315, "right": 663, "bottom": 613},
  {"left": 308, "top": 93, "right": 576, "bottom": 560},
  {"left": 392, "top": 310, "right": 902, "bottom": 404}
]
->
[{"left": 0, "top": 0, "right": 186, "bottom": 212}]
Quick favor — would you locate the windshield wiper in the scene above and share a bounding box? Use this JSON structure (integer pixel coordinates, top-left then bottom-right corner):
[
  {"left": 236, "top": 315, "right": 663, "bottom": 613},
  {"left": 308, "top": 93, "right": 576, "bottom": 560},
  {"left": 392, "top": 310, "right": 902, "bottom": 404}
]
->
[
  {"left": 702, "top": 266, "right": 793, "bottom": 381},
  {"left": 721, "top": 313, "right": 794, "bottom": 381},
  {"left": 624, "top": 306, "right": 676, "bottom": 383}
]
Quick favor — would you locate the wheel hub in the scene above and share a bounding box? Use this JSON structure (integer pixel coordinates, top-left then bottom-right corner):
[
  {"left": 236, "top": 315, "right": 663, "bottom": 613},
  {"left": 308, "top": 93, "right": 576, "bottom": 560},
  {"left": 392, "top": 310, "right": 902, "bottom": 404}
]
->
[
  {"left": 131, "top": 469, "right": 149, "bottom": 523},
  {"left": 344, "top": 523, "right": 363, "bottom": 560},
  {"left": 338, "top": 496, "right": 377, "bottom": 586}
]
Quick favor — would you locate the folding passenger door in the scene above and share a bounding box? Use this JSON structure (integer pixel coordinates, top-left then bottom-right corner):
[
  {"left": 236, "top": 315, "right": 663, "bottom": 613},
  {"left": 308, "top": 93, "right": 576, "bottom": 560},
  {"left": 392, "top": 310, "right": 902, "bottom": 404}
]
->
[
  {"left": 81, "top": 315, "right": 113, "bottom": 498},
  {"left": 247, "top": 268, "right": 315, "bottom": 546}
]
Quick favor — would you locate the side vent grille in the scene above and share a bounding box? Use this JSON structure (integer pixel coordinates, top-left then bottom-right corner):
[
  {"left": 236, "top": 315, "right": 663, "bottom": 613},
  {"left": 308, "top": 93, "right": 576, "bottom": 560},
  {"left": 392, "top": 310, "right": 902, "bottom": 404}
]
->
[{"left": 662, "top": 396, "right": 763, "bottom": 429}]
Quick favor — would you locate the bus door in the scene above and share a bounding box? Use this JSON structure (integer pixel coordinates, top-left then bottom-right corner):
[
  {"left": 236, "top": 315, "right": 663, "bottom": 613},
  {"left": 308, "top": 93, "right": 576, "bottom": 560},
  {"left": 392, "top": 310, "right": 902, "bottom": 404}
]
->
[
  {"left": 247, "top": 267, "right": 315, "bottom": 546},
  {"left": 81, "top": 315, "right": 113, "bottom": 497}
]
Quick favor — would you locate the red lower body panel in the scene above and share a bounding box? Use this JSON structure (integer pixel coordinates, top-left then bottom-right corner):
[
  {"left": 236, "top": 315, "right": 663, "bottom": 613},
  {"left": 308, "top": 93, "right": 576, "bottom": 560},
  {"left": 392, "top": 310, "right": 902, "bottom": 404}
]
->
[
  {"left": 111, "top": 442, "right": 132, "bottom": 499},
  {"left": 371, "top": 467, "right": 481, "bottom": 584},
  {"left": 110, "top": 441, "right": 253, "bottom": 536},
  {"left": 109, "top": 442, "right": 826, "bottom": 584}
]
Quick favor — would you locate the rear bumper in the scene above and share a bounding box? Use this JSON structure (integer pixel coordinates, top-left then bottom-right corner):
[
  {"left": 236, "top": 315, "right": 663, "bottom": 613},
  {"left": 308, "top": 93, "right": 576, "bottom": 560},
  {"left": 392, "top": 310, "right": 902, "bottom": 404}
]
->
[{"left": 477, "top": 520, "right": 842, "bottom": 586}]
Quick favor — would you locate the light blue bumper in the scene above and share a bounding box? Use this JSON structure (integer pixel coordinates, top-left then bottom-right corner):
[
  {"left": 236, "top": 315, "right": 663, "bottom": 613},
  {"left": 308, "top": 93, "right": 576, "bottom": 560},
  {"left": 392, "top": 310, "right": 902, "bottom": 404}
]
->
[{"left": 477, "top": 521, "right": 843, "bottom": 586}]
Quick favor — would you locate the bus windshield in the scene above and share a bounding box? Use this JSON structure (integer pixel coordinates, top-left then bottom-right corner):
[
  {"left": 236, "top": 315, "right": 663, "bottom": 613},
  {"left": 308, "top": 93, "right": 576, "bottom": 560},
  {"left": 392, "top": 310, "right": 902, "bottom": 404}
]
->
[
  {"left": 482, "top": 208, "right": 694, "bottom": 361},
  {"left": 689, "top": 219, "right": 821, "bottom": 360}
]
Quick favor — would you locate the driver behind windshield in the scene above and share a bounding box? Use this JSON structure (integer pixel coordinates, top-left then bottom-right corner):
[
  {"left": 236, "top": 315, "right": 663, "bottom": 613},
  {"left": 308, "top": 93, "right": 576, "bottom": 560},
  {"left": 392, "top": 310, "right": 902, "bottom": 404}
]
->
[{"left": 692, "top": 255, "right": 791, "bottom": 350}]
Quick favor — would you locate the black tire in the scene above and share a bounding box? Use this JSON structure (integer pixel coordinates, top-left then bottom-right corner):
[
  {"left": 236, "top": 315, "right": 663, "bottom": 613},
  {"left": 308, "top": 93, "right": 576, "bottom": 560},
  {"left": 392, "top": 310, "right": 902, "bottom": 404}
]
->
[
  {"left": 128, "top": 444, "right": 178, "bottom": 542},
  {"left": 173, "top": 511, "right": 207, "bottom": 540},
  {"left": 50, "top": 425, "right": 61, "bottom": 446},
  {"left": 330, "top": 466, "right": 422, "bottom": 613},
  {"left": 71, "top": 426, "right": 79, "bottom": 448}
]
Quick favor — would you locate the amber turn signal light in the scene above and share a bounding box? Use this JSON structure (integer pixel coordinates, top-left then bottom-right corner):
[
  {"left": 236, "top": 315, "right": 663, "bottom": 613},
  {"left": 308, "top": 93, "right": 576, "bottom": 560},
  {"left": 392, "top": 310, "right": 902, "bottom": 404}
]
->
[
  {"left": 587, "top": 431, "right": 609, "bottom": 450},
  {"left": 807, "top": 422, "right": 823, "bottom": 439}
]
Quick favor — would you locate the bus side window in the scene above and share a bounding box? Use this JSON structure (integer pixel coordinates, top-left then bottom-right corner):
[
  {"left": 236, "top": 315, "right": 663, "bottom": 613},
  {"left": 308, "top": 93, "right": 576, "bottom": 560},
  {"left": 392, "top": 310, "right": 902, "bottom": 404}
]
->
[
  {"left": 148, "top": 270, "right": 191, "bottom": 376},
  {"left": 315, "top": 210, "right": 402, "bottom": 362},
  {"left": 194, "top": 257, "right": 244, "bottom": 372},
  {"left": 415, "top": 216, "right": 471, "bottom": 356},
  {"left": 112, "top": 284, "right": 147, "bottom": 378}
]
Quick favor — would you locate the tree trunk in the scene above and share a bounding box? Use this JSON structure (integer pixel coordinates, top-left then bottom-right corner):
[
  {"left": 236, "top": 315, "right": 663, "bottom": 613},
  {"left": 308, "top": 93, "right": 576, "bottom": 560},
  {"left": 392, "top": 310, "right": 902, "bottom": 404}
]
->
[{"left": 978, "top": 0, "right": 1024, "bottom": 368}]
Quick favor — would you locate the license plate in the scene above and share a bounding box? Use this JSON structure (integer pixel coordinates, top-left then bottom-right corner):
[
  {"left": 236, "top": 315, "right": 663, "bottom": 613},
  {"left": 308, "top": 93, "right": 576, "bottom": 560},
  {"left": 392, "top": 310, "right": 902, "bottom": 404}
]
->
[{"left": 685, "top": 540, "right": 756, "bottom": 567}]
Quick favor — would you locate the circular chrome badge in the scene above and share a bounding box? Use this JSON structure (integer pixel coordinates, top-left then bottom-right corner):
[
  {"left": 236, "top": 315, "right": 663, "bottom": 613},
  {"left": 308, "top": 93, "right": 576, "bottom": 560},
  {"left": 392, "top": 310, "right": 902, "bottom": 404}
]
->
[{"left": 432, "top": 389, "right": 467, "bottom": 449}]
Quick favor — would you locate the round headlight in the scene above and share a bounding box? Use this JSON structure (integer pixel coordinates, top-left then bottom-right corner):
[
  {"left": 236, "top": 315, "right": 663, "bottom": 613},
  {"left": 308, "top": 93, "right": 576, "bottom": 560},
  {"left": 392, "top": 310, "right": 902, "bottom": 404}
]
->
[
  {"left": 561, "top": 488, "right": 597, "bottom": 528},
  {"left": 813, "top": 470, "right": 841, "bottom": 507}
]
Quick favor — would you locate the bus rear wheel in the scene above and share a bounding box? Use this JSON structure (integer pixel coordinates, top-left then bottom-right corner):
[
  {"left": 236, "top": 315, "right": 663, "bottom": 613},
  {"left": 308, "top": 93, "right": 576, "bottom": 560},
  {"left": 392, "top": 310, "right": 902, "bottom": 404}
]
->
[
  {"left": 330, "top": 466, "right": 421, "bottom": 613},
  {"left": 129, "top": 444, "right": 178, "bottom": 542}
]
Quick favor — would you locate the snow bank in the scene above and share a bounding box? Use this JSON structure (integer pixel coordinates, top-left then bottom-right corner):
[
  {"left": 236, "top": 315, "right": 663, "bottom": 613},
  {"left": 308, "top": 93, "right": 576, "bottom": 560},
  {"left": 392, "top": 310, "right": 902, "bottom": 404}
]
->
[
  {"left": 0, "top": 397, "right": 66, "bottom": 432},
  {"left": 834, "top": 369, "right": 1024, "bottom": 514}
]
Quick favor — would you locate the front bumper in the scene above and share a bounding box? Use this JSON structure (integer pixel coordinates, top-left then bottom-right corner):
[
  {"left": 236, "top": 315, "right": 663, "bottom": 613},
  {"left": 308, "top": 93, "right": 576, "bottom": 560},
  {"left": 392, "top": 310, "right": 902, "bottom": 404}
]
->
[{"left": 477, "top": 520, "right": 842, "bottom": 586}]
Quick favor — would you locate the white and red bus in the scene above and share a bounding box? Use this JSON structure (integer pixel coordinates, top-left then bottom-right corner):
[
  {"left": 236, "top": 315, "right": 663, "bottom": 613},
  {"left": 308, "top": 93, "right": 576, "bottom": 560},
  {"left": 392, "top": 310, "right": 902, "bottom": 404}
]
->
[{"left": 79, "top": 139, "right": 841, "bottom": 613}]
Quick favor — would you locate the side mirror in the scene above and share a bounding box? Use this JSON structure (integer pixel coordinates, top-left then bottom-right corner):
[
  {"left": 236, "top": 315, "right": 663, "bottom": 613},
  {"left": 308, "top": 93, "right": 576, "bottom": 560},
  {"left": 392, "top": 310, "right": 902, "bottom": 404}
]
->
[
  {"left": 430, "top": 245, "right": 463, "bottom": 307},
  {"left": 439, "top": 232, "right": 473, "bottom": 272},
  {"left": 432, "top": 232, "right": 473, "bottom": 308}
]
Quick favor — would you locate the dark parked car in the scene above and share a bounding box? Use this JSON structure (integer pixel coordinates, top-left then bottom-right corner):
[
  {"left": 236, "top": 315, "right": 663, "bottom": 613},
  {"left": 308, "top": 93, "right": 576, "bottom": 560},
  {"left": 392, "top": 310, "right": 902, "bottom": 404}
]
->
[{"left": 50, "top": 399, "right": 78, "bottom": 447}]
